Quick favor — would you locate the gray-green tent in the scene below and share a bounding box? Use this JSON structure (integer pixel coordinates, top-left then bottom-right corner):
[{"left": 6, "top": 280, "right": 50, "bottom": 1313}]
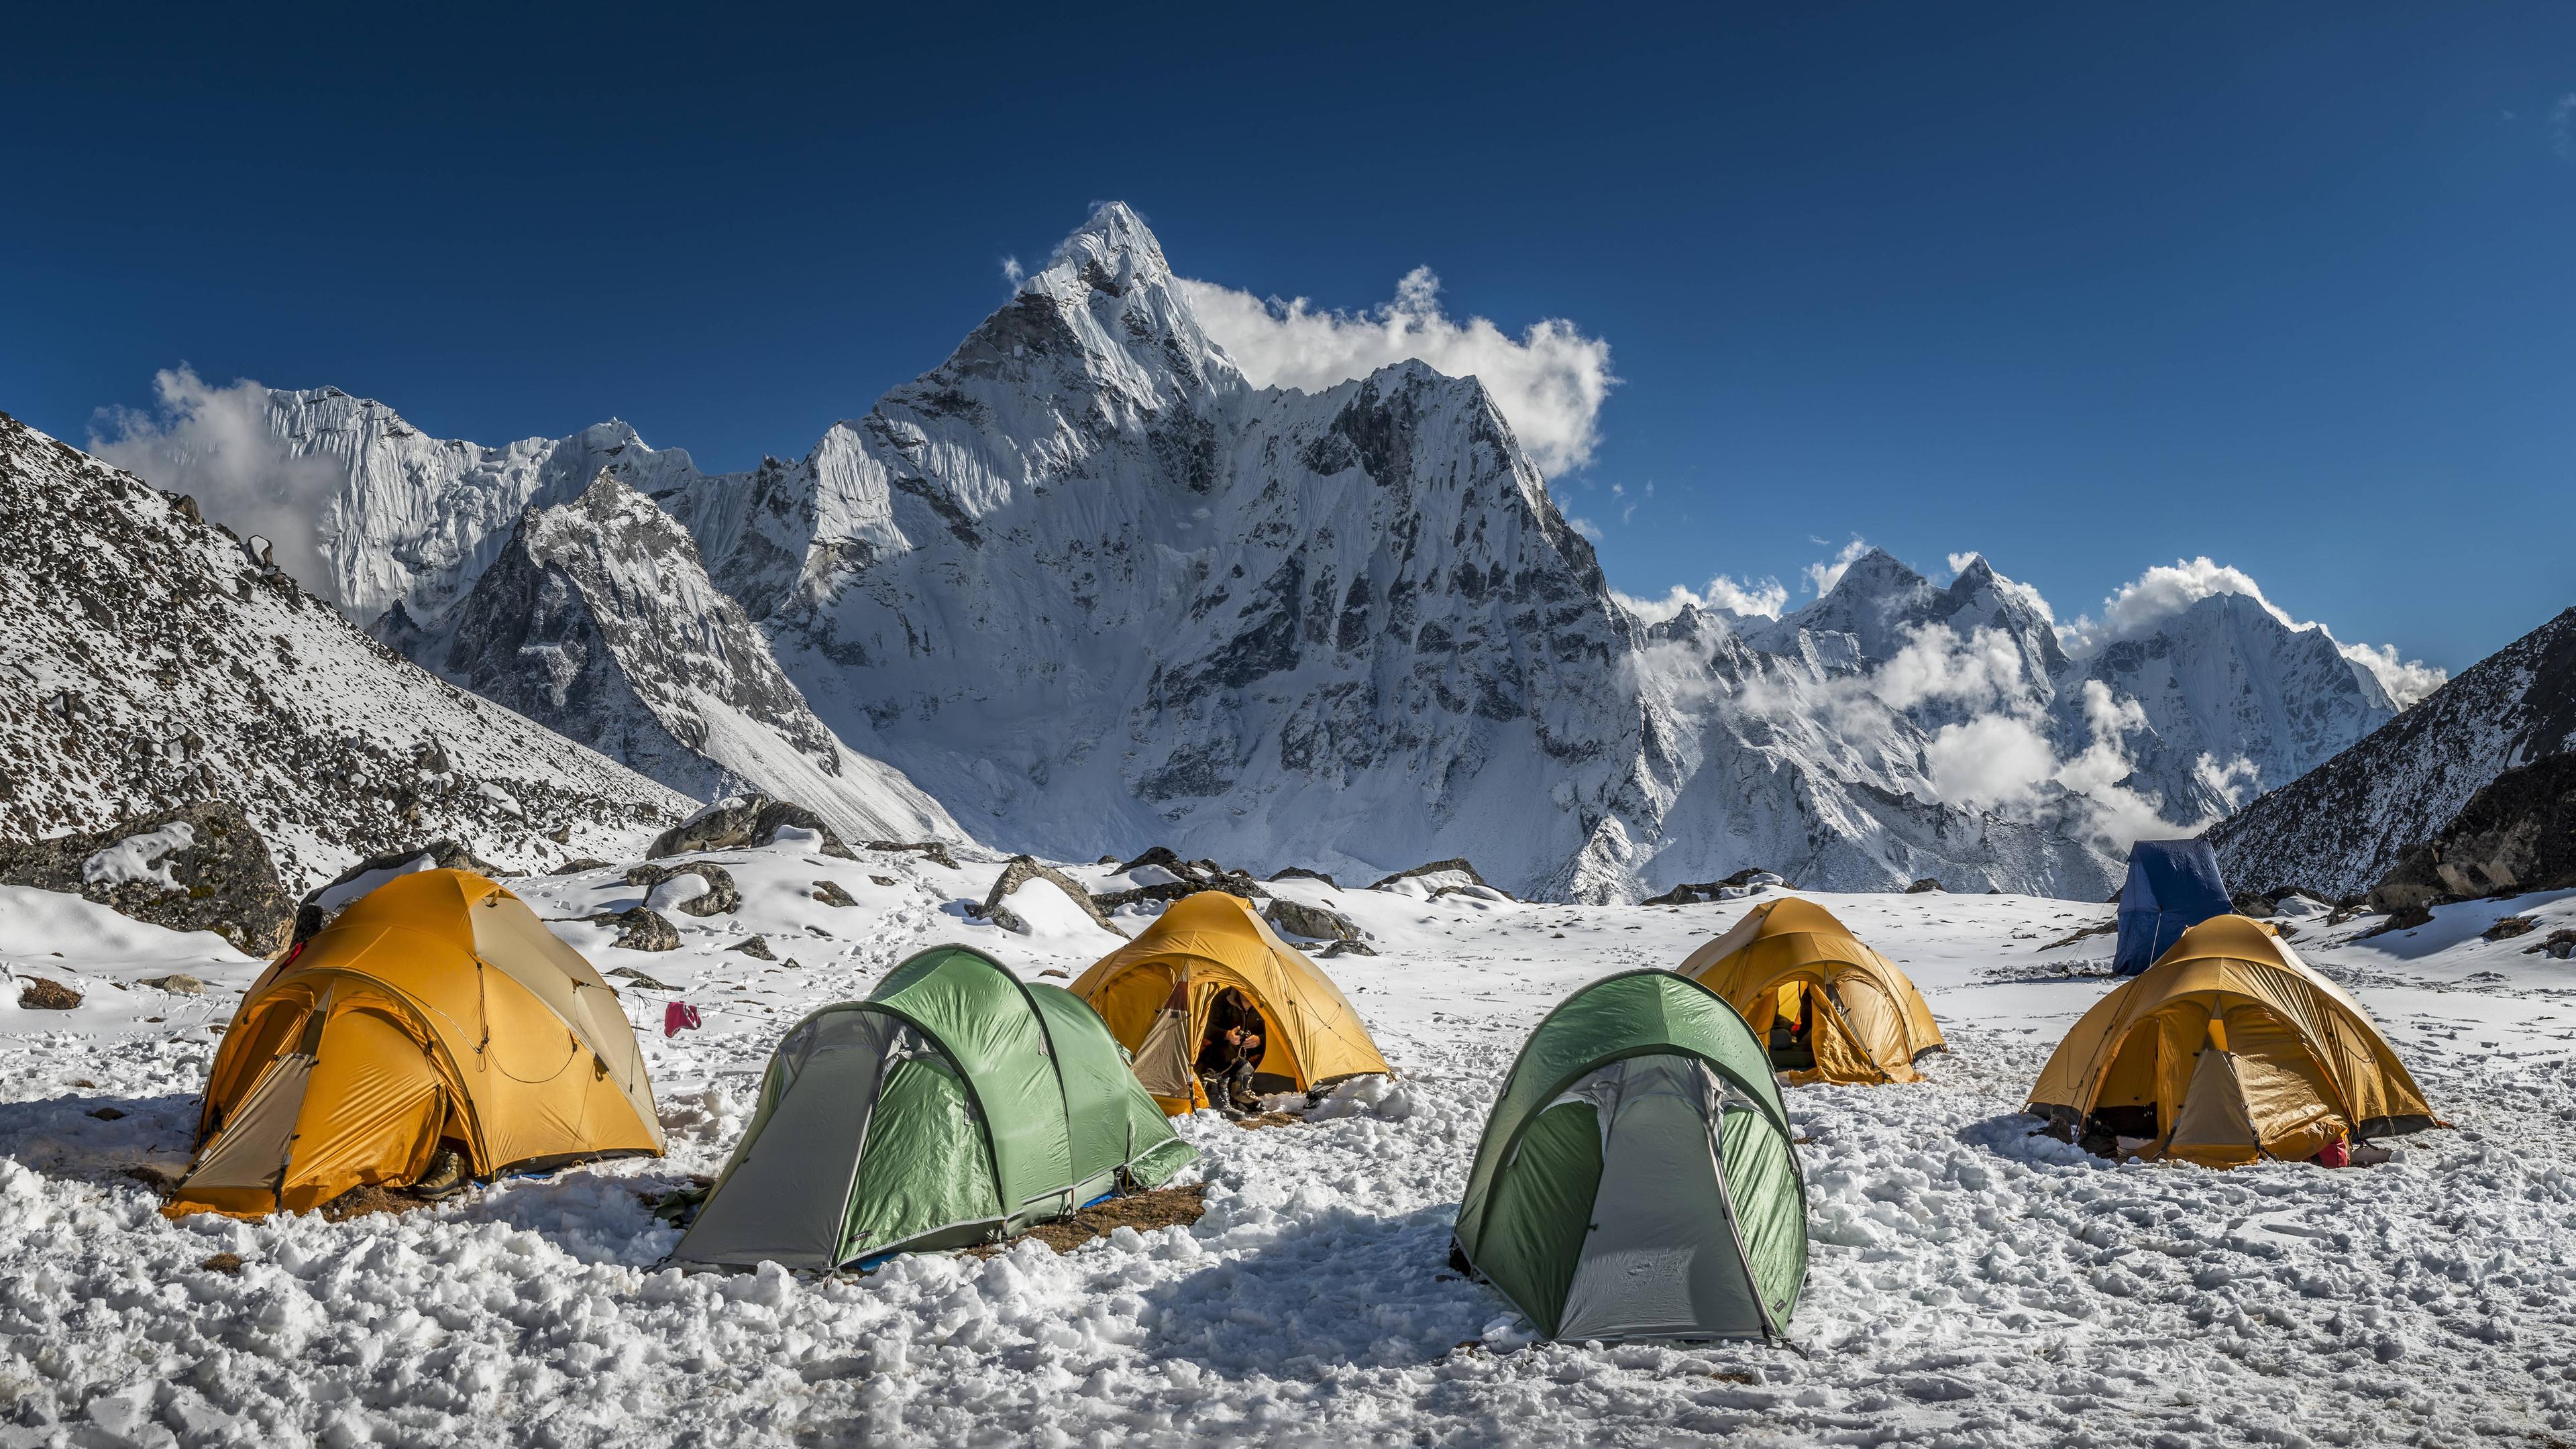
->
[
  {"left": 672, "top": 945, "right": 1195, "bottom": 1271},
  {"left": 1451, "top": 969, "right": 1808, "bottom": 1342}
]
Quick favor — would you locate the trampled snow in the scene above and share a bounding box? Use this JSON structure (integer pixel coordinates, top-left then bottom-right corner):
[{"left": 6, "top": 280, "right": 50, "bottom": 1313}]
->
[{"left": 1, "top": 845, "right": 2570, "bottom": 1446}]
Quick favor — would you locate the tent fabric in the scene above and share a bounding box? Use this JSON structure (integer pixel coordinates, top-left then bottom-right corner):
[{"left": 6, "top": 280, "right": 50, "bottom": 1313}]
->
[
  {"left": 2114, "top": 840, "right": 2233, "bottom": 977},
  {"left": 168, "top": 870, "right": 664, "bottom": 1218},
  {"left": 1677, "top": 898, "right": 1945, "bottom": 1084},
  {"left": 2029, "top": 914, "right": 2437, "bottom": 1166},
  {"left": 1070, "top": 892, "right": 1391, "bottom": 1114},
  {"left": 672, "top": 946, "right": 1195, "bottom": 1271},
  {"left": 1452, "top": 970, "right": 1807, "bottom": 1342}
]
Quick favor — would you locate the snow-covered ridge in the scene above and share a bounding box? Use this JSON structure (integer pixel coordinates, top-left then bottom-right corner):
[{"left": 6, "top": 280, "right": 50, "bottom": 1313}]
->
[
  {"left": 0, "top": 411, "right": 689, "bottom": 888},
  {"left": 2210, "top": 604, "right": 2576, "bottom": 898},
  {"left": 233, "top": 205, "right": 2408, "bottom": 900},
  {"left": 384, "top": 469, "right": 960, "bottom": 846}
]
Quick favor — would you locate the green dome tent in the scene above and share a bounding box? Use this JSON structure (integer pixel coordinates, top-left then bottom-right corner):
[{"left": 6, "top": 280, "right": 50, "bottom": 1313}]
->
[
  {"left": 672, "top": 946, "right": 1196, "bottom": 1271},
  {"left": 1452, "top": 970, "right": 1808, "bottom": 1342}
]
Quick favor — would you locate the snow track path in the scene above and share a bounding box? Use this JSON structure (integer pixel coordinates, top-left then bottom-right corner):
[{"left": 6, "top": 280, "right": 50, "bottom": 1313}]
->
[{"left": 0, "top": 861, "right": 2571, "bottom": 1446}]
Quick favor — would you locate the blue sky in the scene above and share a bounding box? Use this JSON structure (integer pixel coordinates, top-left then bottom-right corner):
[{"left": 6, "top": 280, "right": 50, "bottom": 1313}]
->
[{"left": 5, "top": 5, "right": 2571, "bottom": 672}]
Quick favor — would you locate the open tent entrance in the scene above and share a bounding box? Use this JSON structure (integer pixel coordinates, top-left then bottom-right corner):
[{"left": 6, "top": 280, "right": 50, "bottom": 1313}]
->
[
  {"left": 1122, "top": 972, "right": 1295, "bottom": 1104},
  {"left": 1072, "top": 893, "right": 1393, "bottom": 1116}
]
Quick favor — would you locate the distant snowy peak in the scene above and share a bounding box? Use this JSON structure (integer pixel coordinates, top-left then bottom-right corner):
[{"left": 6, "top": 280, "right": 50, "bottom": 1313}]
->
[
  {"left": 265, "top": 386, "right": 733, "bottom": 625},
  {"left": 398, "top": 470, "right": 961, "bottom": 846},
  {"left": 673, "top": 201, "right": 1252, "bottom": 619},
  {"left": 0, "top": 413, "right": 686, "bottom": 887},
  {"left": 1748, "top": 548, "right": 2065, "bottom": 686},
  {"left": 2210, "top": 604, "right": 2576, "bottom": 898}
]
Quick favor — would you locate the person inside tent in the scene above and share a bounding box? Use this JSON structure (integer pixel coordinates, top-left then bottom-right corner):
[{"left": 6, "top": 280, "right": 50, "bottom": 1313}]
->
[
  {"left": 1194, "top": 988, "right": 1266, "bottom": 1115},
  {"left": 1768, "top": 985, "right": 1817, "bottom": 1071}
]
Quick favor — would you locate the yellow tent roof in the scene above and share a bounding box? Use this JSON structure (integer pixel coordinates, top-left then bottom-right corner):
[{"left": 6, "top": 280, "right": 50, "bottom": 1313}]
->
[
  {"left": 1676, "top": 897, "right": 1944, "bottom": 1083},
  {"left": 1071, "top": 892, "right": 1391, "bottom": 1110},
  {"left": 2028, "top": 914, "right": 2434, "bottom": 1166},
  {"left": 170, "top": 869, "right": 662, "bottom": 1217}
]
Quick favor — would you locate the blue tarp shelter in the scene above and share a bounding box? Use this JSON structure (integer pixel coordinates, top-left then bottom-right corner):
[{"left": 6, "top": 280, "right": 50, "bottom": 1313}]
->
[{"left": 2113, "top": 840, "right": 2233, "bottom": 977}]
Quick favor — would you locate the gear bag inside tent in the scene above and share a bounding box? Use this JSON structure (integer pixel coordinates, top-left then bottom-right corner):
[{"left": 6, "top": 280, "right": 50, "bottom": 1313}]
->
[{"left": 1451, "top": 969, "right": 1807, "bottom": 1343}]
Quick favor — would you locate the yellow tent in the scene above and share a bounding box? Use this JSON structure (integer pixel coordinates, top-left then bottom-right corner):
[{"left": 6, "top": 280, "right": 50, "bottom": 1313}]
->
[
  {"left": 168, "top": 869, "right": 663, "bottom": 1218},
  {"left": 1677, "top": 897, "right": 1945, "bottom": 1083},
  {"left": 1070, "top": 892, "right": 1391, "bottom": 1114},
  {"left": 2027, "top": 914, "right": 2436, "bottom": 1167}
]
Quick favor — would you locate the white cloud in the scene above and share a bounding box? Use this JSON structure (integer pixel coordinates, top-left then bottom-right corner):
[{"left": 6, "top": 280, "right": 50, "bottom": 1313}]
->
[
  {"left": 1565, "top": 515, "right": 1604, "bottom": 543},
  {"left": 2059, "top": 555, "right": 2444, "bottom": 707},
  {"left": 2553, "top": 93, "right": 2576, "bottom": 160},
  {"left": 1612, "top": 574, "right": 1790, "bottom": 625},
  {"left": 1803, "top": 538, "right": 1870, "bottom": 597},
  {"left": 1176, "top": 267, "right": 1615, "bottom": 475},
  {"left": 1921, "top": 712, "right": 2061, "bottom": 813},
  {"left": 1872, "top": 625, "right": 2032, "bottom": 711},
  {"left": 2338, "top": 640, "right": 2447, "bottom": 710},
  {"left": 1001, "top": 255, "right": 1025, "bottom": 288},
  {"left": 90, "top": 366, "right": 345, "bottom": 606}
]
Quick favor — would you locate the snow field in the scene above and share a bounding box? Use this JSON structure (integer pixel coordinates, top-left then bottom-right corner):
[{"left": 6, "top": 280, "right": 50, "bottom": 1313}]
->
[{"left": 0, "top": 853, "right": 2570, "bottom": 1445}]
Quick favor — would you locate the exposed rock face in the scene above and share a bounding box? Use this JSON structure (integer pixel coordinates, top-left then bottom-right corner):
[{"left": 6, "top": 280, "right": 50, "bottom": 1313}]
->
[
  {"left": 593, "top": 907, "right": 679, "bottom": 952},
  {"left": 1905, "top": 878, "right": 1943, "bottom": 894},
  {"left": 401, "top": 471, "right": 957, "bottom": 846},
  {"left": 0, "top": 803, "right": 291, "bottom": 954},
  {"left": 1264, "top": 898, "right": 1360, "bottom": 943},
  {"left": 625, "top": 862, "right": 741, "bottom": 918},
  {"left": 2213, "top": 608, "right": 2576, "bottom": 898},
  {"left": 972, "top": 856, "right": 1126, "bottom": 936},
  {"left": 2370, "top": 753, "right": 2576, "bottom": 912},
  {"left": 0, "top": 413, "right": 685, "bottom": 890},
  {"left": 649, "top": 794, "right": 860, "bottom": 860}
]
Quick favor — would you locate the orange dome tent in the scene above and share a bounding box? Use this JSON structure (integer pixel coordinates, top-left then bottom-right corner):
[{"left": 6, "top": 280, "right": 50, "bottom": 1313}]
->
[
  {"left": 2027, "top": 914, "right": 2436, "bottom": 1167},
  {"left": 1069, "top": 892, "right": 1391, "bottom": 1114},
  {"left": 1678, "top": 897, "right": 1945, "bottom": 1083},
  {"left": 168, "top": 869, "right": 663, "bottom": 1218}
]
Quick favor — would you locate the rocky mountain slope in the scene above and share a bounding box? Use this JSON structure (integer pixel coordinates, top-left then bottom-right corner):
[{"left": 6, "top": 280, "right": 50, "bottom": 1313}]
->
[
  {"left": 0, "top": 412, "right": 688, "bottom": 889},
  {"left": 247, "top": 206, "right": 2405, "bottom": 900},
  {"left": 384, "top": 470, "right": 958, "bottom": 845},
  {"left": 2210, "top": 606, "right": 2576, "bottom": 899}
]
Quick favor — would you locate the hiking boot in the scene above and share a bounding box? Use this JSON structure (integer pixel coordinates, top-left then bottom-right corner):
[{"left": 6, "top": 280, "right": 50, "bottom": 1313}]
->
[{"left": 413, "top": 1146, "right": 471, "bottom": 1201}]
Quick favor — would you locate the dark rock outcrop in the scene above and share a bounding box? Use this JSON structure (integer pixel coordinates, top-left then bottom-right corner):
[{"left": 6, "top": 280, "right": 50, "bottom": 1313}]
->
[
  {"left": 0, "top": 803, "right": 292, "bottom": 954},
  {"left": 1368, "top": 859, "right": 1503, "bottom": 895},
  {"left": 971, "top": 857, "right": 1126, "bottom": 936},
  {"left": 649, "top": 794, "right": 859, "bottom": 860},
  {"left": 863, "top": 840, "right": 959, "bottom": 870},
  {"left": 625, "top": 862, "right": 741, "bottom": 917},
  {"left": 2370, "top": 753, "right": 2576, "bottom": 913},
  {"left": 1641, "top": 868, "right": 1783, "bottom": 907},
  {"left": 1265, "top": 898, "right": 1360, "bottom": 943},
  {"left": 1904, "top": 877, "right": 1943, "bottom": 894},
  {"left": 592, "top": 906, "right": 680, "bottom": 952}
]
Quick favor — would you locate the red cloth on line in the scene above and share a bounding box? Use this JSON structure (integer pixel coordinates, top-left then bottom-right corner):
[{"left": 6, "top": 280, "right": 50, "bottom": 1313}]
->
[{"left": 663, "top": 1001, "right": 702, "bottom": 1037}]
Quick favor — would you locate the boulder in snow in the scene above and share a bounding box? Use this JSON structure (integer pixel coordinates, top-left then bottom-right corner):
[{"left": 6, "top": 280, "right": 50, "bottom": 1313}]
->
[
  {"left": 0, "top": 803, "right": 292, "bottom": 955},
  {"left": 592, "top": 906, "right": 680, "bottom": 952},
  {"left": 972, "top": 857, "right": 1126, "bottom": 937},
  {"left": 626, "top": 862, "right": 741, "bottom": 918},
  {"left": 1265, "top": 899, "right": 1360, "bottom": 943},
  {"left": 649, "top": 794, "right": 859, "bottom": 860}
]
